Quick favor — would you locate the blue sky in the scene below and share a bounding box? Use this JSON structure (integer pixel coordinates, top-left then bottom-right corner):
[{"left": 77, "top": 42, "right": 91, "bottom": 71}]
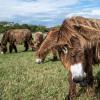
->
[{"left": 0, "top": 0, "right": 100, "bottom": 27}]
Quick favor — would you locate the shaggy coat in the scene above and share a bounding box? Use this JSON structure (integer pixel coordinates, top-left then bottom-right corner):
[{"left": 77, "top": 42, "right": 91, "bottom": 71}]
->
[
  {"left": 34, "top": 31, "right": 58, "bottom": 63},
  {"left": 35, "top": 16, "right": 100, "bottom": 100},
  {"left": 0, "top": 29, "right": 33, "bottom": 53},
  {"left": 74, "top": 24, "right": 100, "bottom": 62}
]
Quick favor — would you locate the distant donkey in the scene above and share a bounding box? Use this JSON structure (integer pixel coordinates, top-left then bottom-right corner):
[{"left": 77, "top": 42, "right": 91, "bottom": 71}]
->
[
  {"left": 32, "top": 32, "right": 44, "bottom": 51},
  {"left": 35, "top": 29, "right": 59, "bottom": 63},
  {"left": 0, "top": 29, "right": 33, "bottom": 54}
]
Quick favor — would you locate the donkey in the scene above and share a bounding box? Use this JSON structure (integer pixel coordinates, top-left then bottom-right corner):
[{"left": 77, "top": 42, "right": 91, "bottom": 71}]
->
[
  {"left": 33, "top": 31, "right": 58, "bottom": 63},
  {"left": 0, "top": 29, "right": 33, "bottom": 54},
  {"left": 35, "top": 16, "right": 100, "bottom": 100}
]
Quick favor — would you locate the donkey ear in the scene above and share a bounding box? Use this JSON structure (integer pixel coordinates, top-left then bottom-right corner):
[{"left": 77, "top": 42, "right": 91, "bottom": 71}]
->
[{"left": 73, "top": 24, "right": 81, "bottom": 30}]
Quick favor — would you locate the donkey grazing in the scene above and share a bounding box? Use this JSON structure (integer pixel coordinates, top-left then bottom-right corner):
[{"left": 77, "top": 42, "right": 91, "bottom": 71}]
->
[
  {"left": 35, "top": 16, "right": 100, "bottom": 100},
  {"left": 32, "top": 31, "right": 58, "bottom": 63},
  {"left": 0, "top": 29, "right": 33, "bottom": 54}
]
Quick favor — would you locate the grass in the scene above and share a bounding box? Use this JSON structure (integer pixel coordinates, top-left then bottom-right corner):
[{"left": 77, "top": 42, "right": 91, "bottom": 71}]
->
[{"left": 0, "top": 45, "right": 100, "bottom": 100}]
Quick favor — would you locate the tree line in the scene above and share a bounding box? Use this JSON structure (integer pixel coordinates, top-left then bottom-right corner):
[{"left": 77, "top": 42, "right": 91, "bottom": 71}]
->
[{"left": 0, "top": 21, "right": 50, "bottom": 34}]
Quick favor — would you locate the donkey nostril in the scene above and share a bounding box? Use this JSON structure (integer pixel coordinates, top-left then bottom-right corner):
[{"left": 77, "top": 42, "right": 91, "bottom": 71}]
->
[
  {"left": 73, "top": 77, "right": 85, "bottom": 83},
  {"left": 73, "top": 78, "right": 80, "bottom": 83}
]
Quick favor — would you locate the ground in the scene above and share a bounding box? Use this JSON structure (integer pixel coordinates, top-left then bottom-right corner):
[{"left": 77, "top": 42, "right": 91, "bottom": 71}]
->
[{"left": 0, "top": 44, "right": 100, "bottom": 100}]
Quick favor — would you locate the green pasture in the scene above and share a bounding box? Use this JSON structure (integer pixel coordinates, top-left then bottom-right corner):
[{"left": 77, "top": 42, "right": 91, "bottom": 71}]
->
[{"left": 0, "top": 37, "right": 100, "bottom": 100}]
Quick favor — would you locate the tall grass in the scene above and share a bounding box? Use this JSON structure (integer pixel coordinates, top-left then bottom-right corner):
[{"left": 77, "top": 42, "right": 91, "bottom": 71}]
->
[{"left": 0, "top": 45, "right": 100, "bottom": 100}]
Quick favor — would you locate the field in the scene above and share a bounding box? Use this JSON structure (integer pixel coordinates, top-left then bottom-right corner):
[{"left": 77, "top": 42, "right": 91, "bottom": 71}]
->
[{"left": 0, "top": 45, "right": 100, "bottom": 100}]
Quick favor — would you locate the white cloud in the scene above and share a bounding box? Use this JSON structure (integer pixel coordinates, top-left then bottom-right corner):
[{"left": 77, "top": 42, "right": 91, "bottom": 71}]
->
[
  {"left": 66, "top": 8, "right": 100, "bottom": 19},
  {"left": 91, "top": 9, "right": 100, "bottom": 16},
  {"left": 0, "top": 0, "right": 100, "bottom": 26},
  {"left": 0, "top": 0, "right": 79, "bottom": 19}
]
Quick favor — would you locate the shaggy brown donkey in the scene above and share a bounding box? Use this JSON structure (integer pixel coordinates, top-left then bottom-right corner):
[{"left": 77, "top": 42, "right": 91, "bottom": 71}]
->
[
  {"left": 35, "top": 29, "right": 58, "bottom": 63},
  {"left": 0, "top": 29, "right": 33, "bottom": 54},
  {"left": 32, "top": 32, "right": 44, "bottom": 51},
  {"left": 35, "top": 16, "right": 100, "bottom": 100}
]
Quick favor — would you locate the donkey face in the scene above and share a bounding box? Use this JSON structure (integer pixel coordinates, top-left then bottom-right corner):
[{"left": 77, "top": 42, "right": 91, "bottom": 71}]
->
[
  {"left": 35, "top": 50, "right": 48, "bottom": 64},
  {"left": 59, "top": 44, "right": 87, "bottom": 84},
  {"left": 0, "top": 44, "right": 7, "bottom": 54}
]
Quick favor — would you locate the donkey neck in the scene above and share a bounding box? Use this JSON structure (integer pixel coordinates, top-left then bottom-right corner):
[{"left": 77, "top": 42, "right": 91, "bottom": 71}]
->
[{"left": 1, "top": 34, "right": 8, "bottom": 45}]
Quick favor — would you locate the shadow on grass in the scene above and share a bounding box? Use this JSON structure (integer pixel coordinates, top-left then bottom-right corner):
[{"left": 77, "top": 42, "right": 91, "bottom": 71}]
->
[
  {"left": 5, "top": 49, "right": 34, "bottom": 54},
  {"left": 75, "top": 70, "right": 100, "bottom": 99},
  {"left": 94, "top": 71, "right": 100, "bottom": 98},
  {"left": 44, "top": 58, "right": 60, "bottom": 63}
]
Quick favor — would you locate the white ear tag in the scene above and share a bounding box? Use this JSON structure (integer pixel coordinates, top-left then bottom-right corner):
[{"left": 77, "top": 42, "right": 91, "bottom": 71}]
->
[{"left": 62, "top": 46, "right": 68, "bottom": 54}]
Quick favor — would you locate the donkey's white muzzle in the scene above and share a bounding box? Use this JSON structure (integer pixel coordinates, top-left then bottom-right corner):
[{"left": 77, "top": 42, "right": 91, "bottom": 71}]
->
[
  {"left": 35, "top": 58, "right": 42, "bottom": 64},
  {"left": 70, "top": 63, "right": 86, "bottom": 82},
  {"left": 1, "top": 52, "right": 4, "bottom": 54}
]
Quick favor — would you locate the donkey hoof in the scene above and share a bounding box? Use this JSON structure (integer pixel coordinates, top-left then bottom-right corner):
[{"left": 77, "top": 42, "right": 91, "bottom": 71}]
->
[{"left": 65, "top": 95, "right": 73, "bottom": 100}]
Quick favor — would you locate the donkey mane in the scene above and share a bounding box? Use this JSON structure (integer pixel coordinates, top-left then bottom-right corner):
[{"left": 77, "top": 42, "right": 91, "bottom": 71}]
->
[
  {"left": 38, "top": 28, "right": 59, "bottom": 52},
  {"left": 74, "top": 24, "right": 100, "bottom": 41},
  {"left": 37, "top": 16, "right": 100, "bottom": 55},
  {"left": 58, "top": 16, "right": 100, "bottom": 46},
  {"left": 68, "top": 16, "right": 100, "bottom": 29},
  {"left": 73, "top": 24, "right": 100, "bottom": 61},
  {"left": 58, "top": 17, "right": 100, "bottom": 62}
]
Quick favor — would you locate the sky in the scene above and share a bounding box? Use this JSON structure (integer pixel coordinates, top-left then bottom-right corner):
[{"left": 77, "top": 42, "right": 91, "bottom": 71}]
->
[{"left": 0, "top": 0, "right": 100, "bottom": 27}]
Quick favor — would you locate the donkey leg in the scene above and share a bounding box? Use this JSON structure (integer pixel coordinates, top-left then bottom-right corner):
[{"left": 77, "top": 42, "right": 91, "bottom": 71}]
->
[
  {"left": 51, "top": 48, "right": 58, "bottom": 61},
  {"left": 24, "top": 41, "right": 29, "bottom": 51},
  {"left": 9, "top": 44, "right": 13, "bottom": 53},
  {"left": 65, "top": 72, "right": 76, "bottom": 100},
  {"left": 53, "top": 56, "right": 58, "bottom": 61},
  {"left": 86, "top": 68, "right": 94, "bottom": 97},
  {"left": 85, "top": 49, "right": 95, "bottom": 96},
  {"left": 13, "top": 43, "right": 17, "bottom": 53}
]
